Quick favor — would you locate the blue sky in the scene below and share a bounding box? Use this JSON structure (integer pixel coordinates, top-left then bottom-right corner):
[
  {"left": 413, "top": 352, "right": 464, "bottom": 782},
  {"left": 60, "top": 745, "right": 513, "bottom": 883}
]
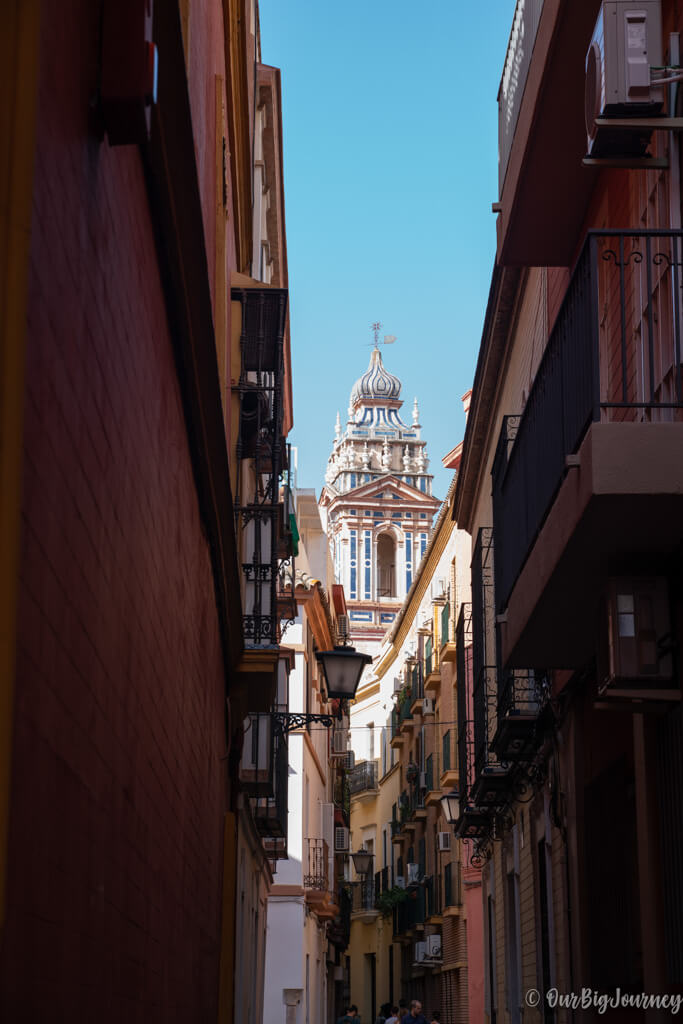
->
[{"left": 260, "top": 0, "right": 518, "bottom": 503}]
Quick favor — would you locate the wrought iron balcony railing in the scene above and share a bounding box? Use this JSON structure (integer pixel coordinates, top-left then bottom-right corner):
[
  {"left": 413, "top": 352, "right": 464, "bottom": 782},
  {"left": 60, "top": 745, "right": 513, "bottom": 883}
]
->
[
  {"left": 252, "top": 724, "right": 288, "bottom": 839},
  {"left": 233, "top": 286, "right": 290, "bottom": 649},
  {"left": 492, "top": 230, "right": 683, "bottom": 613},
  {"left": 351, "top": 879, "right": 375, "bottom": 913},
  {"left": 456, "top": 603, "right": 474, "bottom": 803},
  {"left": 348, "top": 759, "right": 378, "bottom": 795},
  {"left": 410, "top": 661, "right": 423, "bottom": 703},
  {"left": 303, "top": 838, "right": 329, "bottom": 891}
]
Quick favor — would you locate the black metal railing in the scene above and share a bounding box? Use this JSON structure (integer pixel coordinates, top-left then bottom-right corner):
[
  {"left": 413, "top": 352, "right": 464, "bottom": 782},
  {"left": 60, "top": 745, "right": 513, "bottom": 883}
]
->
[
  {"left": 471, "top": 528, "right": 500, "bottom": 779},
  {"left": 328, "top": 884, "right": 352, "bottom": 949},
  {"left": 425, "top": 637, "right": 433, "bottom": 678},
  {"left": 233, "top": 286, "right": 289, "bottom": 648},
  {"left": 410, "top": 661, "right": 424, "bottom": 702},
  {"left": 395, "top": 885, "right": 426, "bottom": 933},
  {"left": 425, "top": 753, "right": 435, "bottom": 793},
  {"left": 351, "top": 879, "right": 375, "bottom": 913},
  {"left": 425, "top": 874, "right": 442, "bottom": 918},
  {"left": 349, "top": 760, "right": 378, "bottom": 795},
  {"left": 492, "top": 230, "right": 683, "bottom": 611},
  {"left": 444, "top": 862, "right": 462, "bottom": 907},
  {"left": 253, "top": 728, "right": 288, "bottom": 839},
  {"left": 456, "top": 603, "right": 474, "bottom": 802},
  {"left": 442, "top": 730, "right": 451, "bottom": 773},
  {"left": 497, "top": 668, "right": 549, "bottom": 718},
  {"left": 334, "top": 768, "right": 351, "bottom": 825},
  {"left": 303, "top": 838, "right": 329, "bottom": 891}
]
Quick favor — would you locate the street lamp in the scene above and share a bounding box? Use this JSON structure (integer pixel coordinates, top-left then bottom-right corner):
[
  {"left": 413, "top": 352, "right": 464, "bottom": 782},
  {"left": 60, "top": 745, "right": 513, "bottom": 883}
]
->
[
  {"left": 315, "top": 645, "right": 372, "bottom": 701},
  {"left": 440, "top": 789, "right": 461, "bottom": 825},
  {"left": 351, "top": 847, "right": 373, "bottom": 876}
]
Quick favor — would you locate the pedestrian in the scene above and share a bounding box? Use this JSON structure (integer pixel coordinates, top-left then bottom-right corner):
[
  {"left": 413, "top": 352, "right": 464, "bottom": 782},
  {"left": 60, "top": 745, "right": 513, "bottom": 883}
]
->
[
  {"left": 350, "top": 1003, "right": 361, "bottom": 1024},
  {"left": 336, "top": 1009, "right": 353, "bottom": 1024},
  {"left": 397, "top": 998, "right": 408, "bottom": 1021},
  {"left": 401, "top": 1000, "right": 429, "bottom": 1024},
  {"left": 375, "top": 1004, "right": 387, "bottom": 1024},
  {"left": 386, "top": 1007, "right": 401, "bottom": 1024},
  {"left": 430, "top": 1013, "right": 441, "bottom": 1024}
]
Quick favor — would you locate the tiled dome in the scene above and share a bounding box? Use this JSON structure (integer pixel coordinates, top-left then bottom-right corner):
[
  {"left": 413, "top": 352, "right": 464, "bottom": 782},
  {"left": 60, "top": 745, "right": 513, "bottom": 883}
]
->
[{"left": 350, "top": 347, "right": 401, "bottom": 405}]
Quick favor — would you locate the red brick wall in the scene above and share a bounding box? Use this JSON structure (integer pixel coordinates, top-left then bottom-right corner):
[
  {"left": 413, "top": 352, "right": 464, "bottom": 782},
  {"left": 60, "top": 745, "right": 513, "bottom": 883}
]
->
[{"left": 0, "top": 3, "right": 229, "bottom": 1020}]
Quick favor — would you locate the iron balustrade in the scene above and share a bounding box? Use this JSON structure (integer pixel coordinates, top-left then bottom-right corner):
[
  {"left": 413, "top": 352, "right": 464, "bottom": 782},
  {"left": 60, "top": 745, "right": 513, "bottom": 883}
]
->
[
  {"left": 471, "top": 529, "right": 502, "bottom": 780},
  {"left": 253, "top": 727, "right": 289, "bottom": 839},
  {"left": 395, "top": 885, "right": 426, "bottom": 933},
  {"left": 303, "top": 838, "right": 329, "bottom": 891},
  {"left": 442, "top": 730, "right": 451, "bottom": 773},
  {"left": 425, "top": 638, "right": 433, "bottom": 678},
  {"left": 348, "top": 759, "right": 378, "bottom": 795},
  {"left": 425, "top": 753, "right": 435, "bottom": 793},
  {"left": 456, "top": 603, "right": 475, "bottom": 802},
  {"left": 233, "top": 286, "right": 289, "bottom": 649},
  {"left": 351, "top": 879, "right": 375, "bottom": 913},
  {"left": 497, "top": 668, "right": 550, "bottom": 720},
  {"left": 410, "top": 661, "right": 424, "bottom": 702},
  {"left": 444, "top": 862, "right": 462, "bottom": 907},
  {"left": 492, "top": 230, "right": 683, "bottom": 612},
  {"left": 425, "top": 874, "right": 442, "bottom": 918}
]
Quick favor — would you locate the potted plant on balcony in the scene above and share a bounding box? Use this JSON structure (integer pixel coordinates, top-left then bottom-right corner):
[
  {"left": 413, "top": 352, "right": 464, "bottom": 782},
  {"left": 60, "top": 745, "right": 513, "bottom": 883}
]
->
[{"left": 374, "top": 885, "right": 409, "bottom": 919}]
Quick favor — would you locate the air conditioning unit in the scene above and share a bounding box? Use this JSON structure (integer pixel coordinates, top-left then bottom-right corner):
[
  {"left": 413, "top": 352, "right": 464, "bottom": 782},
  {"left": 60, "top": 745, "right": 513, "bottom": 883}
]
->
[
  {"left": 585, "top": 0, "right": 664, "bottom": 157},
  {"left": 431, "top": 577, "right": 447, "bottom": 602},
  {"left": 419, "top": 772, "right": 428, "bottom": 790},
  {"left": 395, "top": 875, "right": 406, "bottom": 889},
  {"left": 407, "top": 862, "right": 421, "bottom": 885},
  {"left": 437, "top": 831, "right": 451, "bottom": 852},
  {"left": 393, "top": 676, "right": 402, "bottom": 694},
  {"left": 599, "top": 576, "right": 674, "bottom": 696},
  {"left": 414, "top": 941, "right": 427, "bottom": 964},
  {"left": 422, "top": 697, "right": 435, "bottom": 716},
  {"left": 427, "top": 934, "right": 442, "bottom": 960},
  {"left": 335, "top": 826, "right": 350, "bottom": 853}
]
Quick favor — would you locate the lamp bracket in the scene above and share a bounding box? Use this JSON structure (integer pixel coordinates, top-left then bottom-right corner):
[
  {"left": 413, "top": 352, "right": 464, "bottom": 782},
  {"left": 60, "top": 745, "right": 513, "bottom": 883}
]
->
[{"left": 271, "top": 712, "right": 337, "bottom": 735}]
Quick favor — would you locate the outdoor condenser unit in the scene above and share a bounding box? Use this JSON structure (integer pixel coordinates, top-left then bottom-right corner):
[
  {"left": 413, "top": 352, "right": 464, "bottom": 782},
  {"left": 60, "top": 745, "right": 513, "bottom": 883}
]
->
[{"left": 585, "top": 0, "right": 664, "bottom": 157}]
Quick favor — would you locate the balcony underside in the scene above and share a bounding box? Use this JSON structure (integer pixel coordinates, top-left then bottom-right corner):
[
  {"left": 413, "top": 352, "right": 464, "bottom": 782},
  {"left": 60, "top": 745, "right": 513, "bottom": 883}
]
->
[
  {"left": 497, "top": 0, "right": 601, "bottom": 266},
  {"left": 500, "top": 422, "right": 683, "bottom": 669}
]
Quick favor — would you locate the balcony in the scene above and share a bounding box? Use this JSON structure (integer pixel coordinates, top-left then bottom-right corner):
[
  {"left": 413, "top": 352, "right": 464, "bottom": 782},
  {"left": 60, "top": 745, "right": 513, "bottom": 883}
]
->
[
  {"left": 409, "top": 662, "right": 424, "bottom": 713},
  {"left": 394, "top": 884, "right": 426, "bottom": 938},
  {"left": 424, "top": 874, "right": 443, "bottom": 923},
  {"left": 440, "top": 602, "right": 457, "bottom": 664},
  {"left": 350, "top": 879, "right": 378, "bottom": 923},
  {"left": 304, "top": 838, "right": 337, "bottom": 920},
  {"left": 496, "top": 0, "right": 602, "bottom": 265},
  {"left": 327, "top": 884, "right": 351, "bottom": 950},
  {"left": 348, "top": 759, "right": 379, "bottom": 801},
  {"left": 442, "top": 861, "right": 463, "bottom": 918},
  {"left": 253, "top": 726, "right": 289, "bottom": 840},
  {"left": 424, "top": 752, "right": 441, "bottom": 807},
  {"left": 439, "top": 728, "right": 457, "bottom": 789},
  {"left": 424, "top": 637, "right": 441, "bottom": 696},
  {"left": 493, "top": 231, "right": 683, "bottom": 670},
  {"left": 491, "top": 669, "right": 550, "bottom": 763}
]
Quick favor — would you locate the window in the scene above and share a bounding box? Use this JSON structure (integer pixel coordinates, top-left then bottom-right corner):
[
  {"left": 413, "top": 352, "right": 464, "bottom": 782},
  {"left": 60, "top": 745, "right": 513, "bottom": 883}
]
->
[{"left": 377, "top": 533, "right": 396, "bottom": 597}]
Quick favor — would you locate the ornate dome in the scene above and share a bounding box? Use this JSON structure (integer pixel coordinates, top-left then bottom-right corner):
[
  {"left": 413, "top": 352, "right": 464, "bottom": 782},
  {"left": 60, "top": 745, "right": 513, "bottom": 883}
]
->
[{"left": 350, "top": 347, "right": 402, "bottom": 406}]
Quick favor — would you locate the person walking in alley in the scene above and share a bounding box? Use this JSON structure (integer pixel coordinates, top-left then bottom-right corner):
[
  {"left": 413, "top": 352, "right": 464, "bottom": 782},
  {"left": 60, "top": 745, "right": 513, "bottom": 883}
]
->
[
  {"left": 336, "top": 1008, "right": 353, "bottom": 1024},
  {"left": 400, "top": 1000, "right": 429, "bottom": 1024},
  {"left": 385, "top": 1007, "right": 400, "bottom": 1024}
]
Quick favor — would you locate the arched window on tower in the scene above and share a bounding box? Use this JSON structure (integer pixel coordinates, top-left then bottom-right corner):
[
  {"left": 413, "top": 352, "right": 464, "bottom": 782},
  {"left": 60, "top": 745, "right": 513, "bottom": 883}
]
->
[{"left": 377, "top": 533, "right": 396, "bottom": 598}]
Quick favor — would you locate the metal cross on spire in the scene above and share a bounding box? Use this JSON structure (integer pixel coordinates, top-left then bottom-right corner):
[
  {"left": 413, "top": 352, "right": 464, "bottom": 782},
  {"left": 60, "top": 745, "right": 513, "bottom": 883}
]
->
[
  {"left": 371, "top": 322, "right": 382, "bottom": 348},
  {"left": 368, "top": 322, "right": 397, "bottom": 348}
]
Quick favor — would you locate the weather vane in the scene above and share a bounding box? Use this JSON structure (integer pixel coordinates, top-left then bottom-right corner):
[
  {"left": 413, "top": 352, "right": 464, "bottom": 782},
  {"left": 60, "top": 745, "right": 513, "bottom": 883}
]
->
[{"left": 368, "top": 322, "right": 396, "bottom": 348}]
